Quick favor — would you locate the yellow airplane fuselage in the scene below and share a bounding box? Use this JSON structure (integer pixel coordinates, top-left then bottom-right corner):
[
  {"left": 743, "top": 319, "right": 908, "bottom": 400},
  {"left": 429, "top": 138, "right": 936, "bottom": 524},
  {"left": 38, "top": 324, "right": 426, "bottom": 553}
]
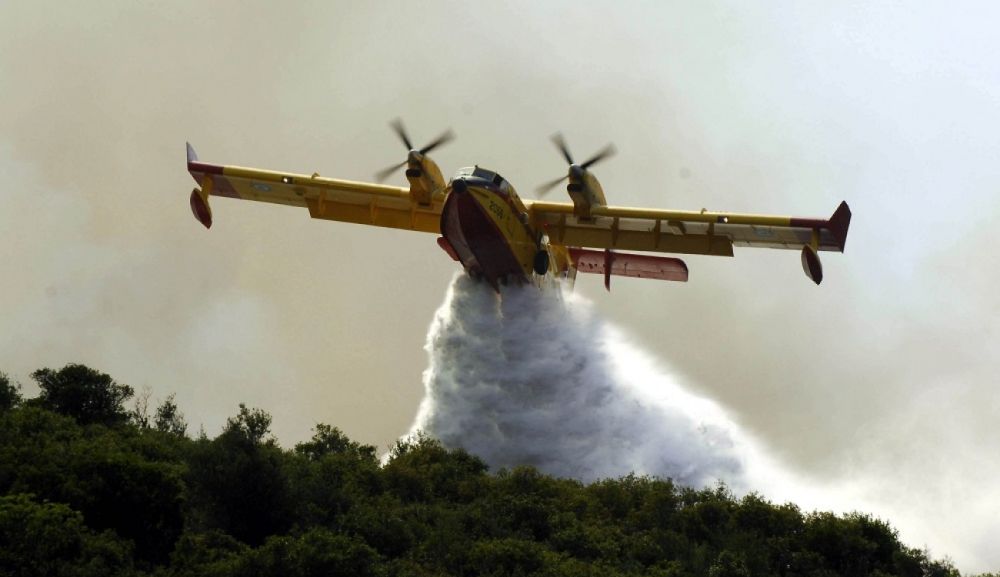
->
[{"left": 439, "top": 168, "right": 541, "bottom": 287}]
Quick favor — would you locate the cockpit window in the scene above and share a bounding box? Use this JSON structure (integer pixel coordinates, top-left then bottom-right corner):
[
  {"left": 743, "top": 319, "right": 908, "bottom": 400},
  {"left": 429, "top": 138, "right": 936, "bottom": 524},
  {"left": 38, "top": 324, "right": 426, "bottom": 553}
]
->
[
  {"left": 472, "top": 167, "right": 497, "bottom": 181},
  {"left": 454, "top": 166, "right": 519, "bottom": 197},
  {"left": 474, "top": 168, "right": 506, "bottom": 188}
]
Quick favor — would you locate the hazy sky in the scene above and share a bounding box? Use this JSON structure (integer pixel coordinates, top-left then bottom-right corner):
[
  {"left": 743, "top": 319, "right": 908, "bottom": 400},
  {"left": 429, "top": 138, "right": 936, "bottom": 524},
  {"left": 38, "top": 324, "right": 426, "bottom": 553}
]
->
[{"left": 3, "top": 1, "right": 999, "bottom": 571}]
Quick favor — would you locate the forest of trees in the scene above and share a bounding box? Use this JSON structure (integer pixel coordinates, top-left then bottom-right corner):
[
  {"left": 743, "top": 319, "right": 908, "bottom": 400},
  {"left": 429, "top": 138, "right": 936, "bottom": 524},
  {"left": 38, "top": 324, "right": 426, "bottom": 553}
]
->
[{"left": 0, "top": 364, "right": 991, "bottom": 576}]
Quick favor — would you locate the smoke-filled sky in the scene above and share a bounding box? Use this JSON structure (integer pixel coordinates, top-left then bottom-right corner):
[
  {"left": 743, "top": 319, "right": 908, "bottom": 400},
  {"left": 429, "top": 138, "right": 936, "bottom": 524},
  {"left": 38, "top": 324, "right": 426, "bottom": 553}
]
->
[{"left": 3, "top": 1, "right": 999, "bottom": 571}]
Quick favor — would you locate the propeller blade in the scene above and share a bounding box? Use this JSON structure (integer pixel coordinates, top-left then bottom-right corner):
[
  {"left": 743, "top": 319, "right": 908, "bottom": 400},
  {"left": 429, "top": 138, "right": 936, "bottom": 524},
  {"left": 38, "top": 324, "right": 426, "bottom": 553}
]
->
[
  {"left": 536, "top": 174, "right": 568, "bottom": 196},
  {"left": 551, "top": 133, "right": 574, "bottom": 165},
  {"left": 580, "top": 143, "right": 616, "bottom": 170},
  {"left": 375, "top": 159, "right": 408, "bottom": 183},
  {"left": 420, "top": 129, "right": 455, "bottom": 155},
  {"left": 390, "top": 118, "right": 414, "bottom": 150}
]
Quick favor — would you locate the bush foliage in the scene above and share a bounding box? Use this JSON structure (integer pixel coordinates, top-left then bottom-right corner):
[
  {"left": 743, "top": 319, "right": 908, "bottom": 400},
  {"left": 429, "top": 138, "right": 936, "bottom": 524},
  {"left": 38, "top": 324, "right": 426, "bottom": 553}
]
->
[{"left": 0, "top": 364, "right": 981, "bottom": 576}]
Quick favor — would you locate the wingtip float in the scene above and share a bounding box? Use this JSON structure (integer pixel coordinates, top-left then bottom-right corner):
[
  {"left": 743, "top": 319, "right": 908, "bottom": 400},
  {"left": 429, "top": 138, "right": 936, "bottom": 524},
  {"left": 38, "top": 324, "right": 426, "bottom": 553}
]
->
[
  {"left": 796, "top": 200, "right": 851, "bottom": 285},
  {"left": 185, "top": 126, "right": 851, "bottom": 291},
  {"left": 186, "top": 142, "right": 213, "bottom": 229}
]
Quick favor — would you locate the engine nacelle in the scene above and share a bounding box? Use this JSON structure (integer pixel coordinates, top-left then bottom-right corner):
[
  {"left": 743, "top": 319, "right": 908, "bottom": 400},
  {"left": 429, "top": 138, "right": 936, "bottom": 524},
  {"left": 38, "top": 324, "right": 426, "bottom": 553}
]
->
[{"left": 405, "top": 152, "right": 445, "bottom": 207}]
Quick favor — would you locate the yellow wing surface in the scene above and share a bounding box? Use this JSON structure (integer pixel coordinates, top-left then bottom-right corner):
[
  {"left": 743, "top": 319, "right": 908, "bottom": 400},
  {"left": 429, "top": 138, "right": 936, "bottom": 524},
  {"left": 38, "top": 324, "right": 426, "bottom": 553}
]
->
[
  {"left": 186, "top": 143, "right": 443, "bottom": 233},
  {"left": 527, "top": 199, "right": 851, "bottom": 284},
  {"left": 527, "top": 200, "right": 851, "bottom": 257}
]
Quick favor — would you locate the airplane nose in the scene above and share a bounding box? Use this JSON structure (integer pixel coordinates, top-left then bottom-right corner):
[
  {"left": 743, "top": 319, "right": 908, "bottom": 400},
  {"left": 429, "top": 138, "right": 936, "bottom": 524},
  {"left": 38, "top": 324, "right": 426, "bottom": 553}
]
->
[{"left": 451, "top": 178, "right": 467, "bottom": 194}]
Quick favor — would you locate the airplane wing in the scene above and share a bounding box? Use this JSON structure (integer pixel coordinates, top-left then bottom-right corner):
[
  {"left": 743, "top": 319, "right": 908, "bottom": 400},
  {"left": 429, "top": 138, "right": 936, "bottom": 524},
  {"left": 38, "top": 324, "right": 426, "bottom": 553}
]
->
[
  {"left": 185, "top": 143, "right": 443, "bottom": 233},
  {"left": 527, "top": 200, "right": 851, "bottom": 255},
  {"left": 527, "top": 199, "right": 851, "bottom": 284}
]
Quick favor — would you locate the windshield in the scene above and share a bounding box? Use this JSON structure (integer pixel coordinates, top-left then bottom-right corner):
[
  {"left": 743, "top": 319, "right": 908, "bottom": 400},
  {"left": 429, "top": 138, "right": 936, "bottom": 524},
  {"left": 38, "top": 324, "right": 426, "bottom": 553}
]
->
[{"left": 452, "top": 166, "right": 527, "bottom": 212}]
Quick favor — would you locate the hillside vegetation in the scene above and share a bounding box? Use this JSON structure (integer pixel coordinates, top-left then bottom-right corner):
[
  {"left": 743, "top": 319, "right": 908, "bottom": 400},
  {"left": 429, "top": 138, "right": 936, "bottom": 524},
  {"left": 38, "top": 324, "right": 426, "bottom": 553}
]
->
[{"left": 0, "top": 365, "right": 987, "bottom": 576}]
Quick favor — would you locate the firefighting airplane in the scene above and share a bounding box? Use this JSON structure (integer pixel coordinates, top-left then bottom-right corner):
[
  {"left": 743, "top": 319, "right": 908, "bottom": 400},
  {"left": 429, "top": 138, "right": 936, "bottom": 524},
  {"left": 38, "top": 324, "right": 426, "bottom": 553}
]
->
[{"left": 186, "top": 122, "right": 851, "bottom": 290}]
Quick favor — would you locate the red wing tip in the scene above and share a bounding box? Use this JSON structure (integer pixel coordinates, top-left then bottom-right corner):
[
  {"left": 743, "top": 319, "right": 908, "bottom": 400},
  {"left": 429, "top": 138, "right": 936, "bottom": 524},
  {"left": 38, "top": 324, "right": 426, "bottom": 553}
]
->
[
  {"left": 828, "top": 201, "right": 852, "bottom": 252},
  {"left": 185, "top": 143, "right": 224, "bottom": 182},
  {"left": 187, "top": 161, "right": 224, "bottom": 175}
]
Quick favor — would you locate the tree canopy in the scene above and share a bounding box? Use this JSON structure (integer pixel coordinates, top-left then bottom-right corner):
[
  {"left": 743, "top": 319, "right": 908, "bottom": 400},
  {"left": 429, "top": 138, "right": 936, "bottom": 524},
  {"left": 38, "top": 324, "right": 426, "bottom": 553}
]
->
[
  {"left": 0, "top": 371, "right": 22, "bottom": 412},
  {"left": 0, "top": 364, "right": 986, "bottom": 576},
  {"left": 32, "top": 364, "right": 134, "bottom": 427}
]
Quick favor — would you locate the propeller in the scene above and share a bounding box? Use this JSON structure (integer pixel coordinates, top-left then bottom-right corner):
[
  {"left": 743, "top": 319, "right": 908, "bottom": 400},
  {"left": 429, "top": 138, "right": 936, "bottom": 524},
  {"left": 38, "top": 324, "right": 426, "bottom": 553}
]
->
[
  {"left": 375, "top": 119, "right": 455, "bottom": 182},
  {"left": 536, "top": 133, "right": 616, "bottom": 196}
]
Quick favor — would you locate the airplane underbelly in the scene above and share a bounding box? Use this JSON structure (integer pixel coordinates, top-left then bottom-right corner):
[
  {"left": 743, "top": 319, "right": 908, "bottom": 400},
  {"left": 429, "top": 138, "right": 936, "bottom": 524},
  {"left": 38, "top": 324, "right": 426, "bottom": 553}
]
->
[{"left": 441, "top": 185, "right": 534, "bottom": 285}]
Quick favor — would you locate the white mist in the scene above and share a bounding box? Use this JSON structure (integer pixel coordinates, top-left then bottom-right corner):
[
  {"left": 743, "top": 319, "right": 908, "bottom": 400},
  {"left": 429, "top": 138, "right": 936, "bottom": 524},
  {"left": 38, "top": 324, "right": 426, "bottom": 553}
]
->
[{"left": 408, "top": 274, "right": 750, "bottom": 488}]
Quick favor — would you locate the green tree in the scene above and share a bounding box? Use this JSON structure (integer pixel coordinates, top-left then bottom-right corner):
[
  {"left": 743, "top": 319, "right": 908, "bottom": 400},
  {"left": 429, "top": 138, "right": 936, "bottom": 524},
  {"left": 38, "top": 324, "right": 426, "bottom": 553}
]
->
[
  {"left": 167, "top": 530, "right": 248, "bottom": 577},
  {"left": 383, "top": 434, "right": 488, "bottom": 503},
  {"left": 69, "top": 430, "right": 185, "bottom": 566},
  {"left": 0, "top": 366, "right": 975, "bottom": 576},
  {"left": 708, "top": 551, "right": 750, "bottom": 577},
  {"left": 288, "top": 424, "right": 382, "bottom": 528},
  {"left": 32, "top": 364, "right": 134, "bottom": 426},
  {"left": 0, "top": 372, "right": 21, "bottom": 411},
  {"left": 0, "top": 405, "right": 82, "bottom": 499},
  {"left": 803, "top": 512, "right": 881, "bottom": 577},
  {"left": 468, "top": 537, "right": 546, "bottom": 576},
  {"left": 225, "top": 403, "right": 272, "bottom": 446},
  {"left": 235, "top": 528, "right": 382, "bottom": 577},
  {"left": 155, "top": 393, "right": 188, "bottom": 437},
  {"left": 186, "top": 404, "right": 294, "bottom": 546},
  {"left": 0, "top": 493, "right": 135, "bottom": 577},
  {"left": 0, "top": 405, "right": 185, "bottom": 567},
  {"left": 294, "top": 423, "right": 375, "bottom": 461}
]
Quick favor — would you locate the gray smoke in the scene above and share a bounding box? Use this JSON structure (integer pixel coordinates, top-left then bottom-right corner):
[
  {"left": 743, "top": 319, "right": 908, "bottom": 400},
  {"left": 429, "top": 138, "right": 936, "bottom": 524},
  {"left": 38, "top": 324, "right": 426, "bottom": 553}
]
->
[{"left": 407, "top": 273, "right": 751, "bottom": 488}]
